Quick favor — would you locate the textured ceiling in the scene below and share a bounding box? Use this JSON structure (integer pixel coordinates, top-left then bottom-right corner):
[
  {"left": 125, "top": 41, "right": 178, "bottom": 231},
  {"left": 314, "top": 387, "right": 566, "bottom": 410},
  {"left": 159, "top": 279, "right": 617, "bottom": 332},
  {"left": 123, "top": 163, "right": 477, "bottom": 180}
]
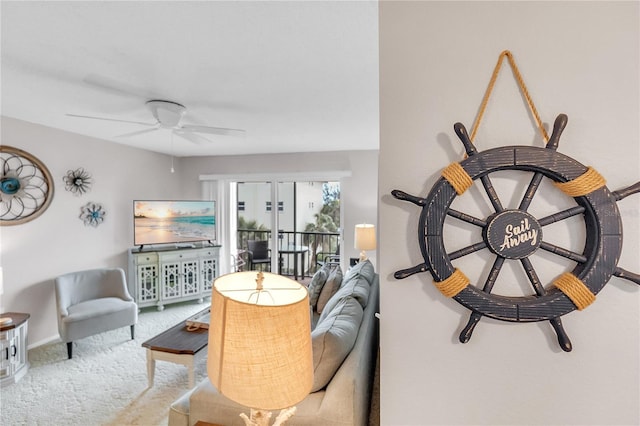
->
[{"left": 1, "top": 1, "right": 379, "bottom": 157}]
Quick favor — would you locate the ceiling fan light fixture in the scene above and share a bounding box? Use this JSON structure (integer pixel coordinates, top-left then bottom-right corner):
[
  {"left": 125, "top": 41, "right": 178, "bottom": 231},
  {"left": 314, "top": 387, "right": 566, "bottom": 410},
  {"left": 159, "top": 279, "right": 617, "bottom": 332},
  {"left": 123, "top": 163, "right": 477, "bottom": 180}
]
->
[{"left": 146, "top": 100, "right": 186, "bottom": 128}]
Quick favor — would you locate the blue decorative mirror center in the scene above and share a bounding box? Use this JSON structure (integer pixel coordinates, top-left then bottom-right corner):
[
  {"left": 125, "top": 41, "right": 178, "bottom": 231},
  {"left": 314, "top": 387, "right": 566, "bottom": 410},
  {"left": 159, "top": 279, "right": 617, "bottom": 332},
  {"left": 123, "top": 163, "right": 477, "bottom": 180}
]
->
[{"left": 0, "top": 177, "right": 21, "bottom": 195}]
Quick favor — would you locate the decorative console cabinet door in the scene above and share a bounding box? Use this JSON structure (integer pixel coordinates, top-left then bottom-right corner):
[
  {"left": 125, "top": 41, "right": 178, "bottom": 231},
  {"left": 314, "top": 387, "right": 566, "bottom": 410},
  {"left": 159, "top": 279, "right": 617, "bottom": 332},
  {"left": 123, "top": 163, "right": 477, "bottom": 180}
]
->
[
  {"left": 0, "top": 313, "right": 30, "bottom": 387},
  {"left": 199, "top": 248, "right": 219, "bottom": 294},
  {"left": 132, "top": 252, "right": 160, "bottom": 307},
  {"left": 158, "top": 252, "right": 201, "bottom": 302},
  {"left": 128, "top": 246, "right": 221, "bottom": 311}
]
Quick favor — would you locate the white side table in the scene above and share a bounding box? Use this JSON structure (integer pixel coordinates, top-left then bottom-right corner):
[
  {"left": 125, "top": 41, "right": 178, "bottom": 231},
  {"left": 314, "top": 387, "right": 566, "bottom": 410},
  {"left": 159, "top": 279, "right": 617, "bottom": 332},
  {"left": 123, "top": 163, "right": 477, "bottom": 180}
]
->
[{"left": 0, "top": 312, "right": 30, "bottom": 387}]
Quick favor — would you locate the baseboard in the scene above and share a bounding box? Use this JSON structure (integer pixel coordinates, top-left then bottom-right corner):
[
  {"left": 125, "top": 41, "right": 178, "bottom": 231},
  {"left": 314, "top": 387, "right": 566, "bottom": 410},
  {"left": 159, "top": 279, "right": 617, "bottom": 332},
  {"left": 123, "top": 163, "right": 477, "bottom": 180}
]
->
[{"left": 28, "top": 335, "right": 62, "bottom": 350}]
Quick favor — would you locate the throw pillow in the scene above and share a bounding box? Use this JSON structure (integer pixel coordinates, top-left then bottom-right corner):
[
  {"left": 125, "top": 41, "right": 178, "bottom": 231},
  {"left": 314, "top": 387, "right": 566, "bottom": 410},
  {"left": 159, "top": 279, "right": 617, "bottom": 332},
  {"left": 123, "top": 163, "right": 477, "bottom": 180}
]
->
[
  {"left": 343, "top": 259, "right": 375, "bottom": 284},
  {"left": 310, "top": 296, "right": 364, "bottom": 392},
  {"left": 316, "top": 266, "right": 343, "bottom": 313},
  {"left": 307, "top": 265, "right": 330, "bottom": 308}
]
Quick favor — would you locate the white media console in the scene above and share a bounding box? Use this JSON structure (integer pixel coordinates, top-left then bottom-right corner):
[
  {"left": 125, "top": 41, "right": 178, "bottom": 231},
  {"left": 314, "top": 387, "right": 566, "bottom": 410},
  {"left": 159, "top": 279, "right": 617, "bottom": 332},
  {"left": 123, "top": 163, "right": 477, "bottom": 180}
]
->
[{"left": 127, "top": 245, "right": 221, "bottom": 311}]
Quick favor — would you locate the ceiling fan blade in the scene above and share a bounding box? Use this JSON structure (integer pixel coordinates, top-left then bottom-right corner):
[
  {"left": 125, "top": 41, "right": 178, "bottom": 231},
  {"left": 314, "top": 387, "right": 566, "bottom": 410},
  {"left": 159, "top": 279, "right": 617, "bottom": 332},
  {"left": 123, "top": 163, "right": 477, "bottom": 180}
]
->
[
  {"left": 67, "top": 113, "right": 156, "bottom": 127},
  {"left": 180, "top": 124, "right": 246, "bottom": 137},
  {"left": 115, "top": 127, "right": 160, "bottom": 139},
  {"left": 174, "top": 130, "right": 213, "bottom": 145}
]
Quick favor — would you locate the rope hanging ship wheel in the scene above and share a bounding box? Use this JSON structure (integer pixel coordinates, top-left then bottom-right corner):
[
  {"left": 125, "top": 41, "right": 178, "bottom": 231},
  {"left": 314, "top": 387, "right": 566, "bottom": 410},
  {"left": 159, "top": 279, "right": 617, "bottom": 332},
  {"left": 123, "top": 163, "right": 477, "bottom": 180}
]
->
[{"left": 393, "top": 114, "right": 640, "bottom": 352}]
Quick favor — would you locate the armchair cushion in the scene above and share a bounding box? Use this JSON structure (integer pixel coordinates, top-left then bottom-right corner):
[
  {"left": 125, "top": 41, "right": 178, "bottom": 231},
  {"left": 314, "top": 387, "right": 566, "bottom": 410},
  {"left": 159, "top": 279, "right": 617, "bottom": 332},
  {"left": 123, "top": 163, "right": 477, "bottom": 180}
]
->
[{"left": 65, "top": 297, "right": 134, "bottom": 322}]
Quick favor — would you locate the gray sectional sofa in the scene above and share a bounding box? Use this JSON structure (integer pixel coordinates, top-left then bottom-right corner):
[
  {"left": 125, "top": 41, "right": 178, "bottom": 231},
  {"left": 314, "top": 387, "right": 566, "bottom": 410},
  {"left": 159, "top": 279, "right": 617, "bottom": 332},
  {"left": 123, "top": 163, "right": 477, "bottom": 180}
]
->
[{"left": 168, "top": 260, "right": 379, "bottom": 426}]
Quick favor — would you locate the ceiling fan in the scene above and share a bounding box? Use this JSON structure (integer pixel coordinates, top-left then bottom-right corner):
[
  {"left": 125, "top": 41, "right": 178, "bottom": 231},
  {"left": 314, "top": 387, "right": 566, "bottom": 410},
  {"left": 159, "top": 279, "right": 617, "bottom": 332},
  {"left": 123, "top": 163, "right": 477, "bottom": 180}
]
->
[{"left": 67, "top": 99, "right": 246, "bottom": 145}]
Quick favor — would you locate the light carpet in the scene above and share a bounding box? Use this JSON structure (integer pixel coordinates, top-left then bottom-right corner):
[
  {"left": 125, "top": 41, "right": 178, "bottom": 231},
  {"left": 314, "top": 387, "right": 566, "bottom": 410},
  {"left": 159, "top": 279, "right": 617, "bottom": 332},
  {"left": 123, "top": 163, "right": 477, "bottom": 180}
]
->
[{"left": 1, "top": 301, "right": 209, "bottom": 426}]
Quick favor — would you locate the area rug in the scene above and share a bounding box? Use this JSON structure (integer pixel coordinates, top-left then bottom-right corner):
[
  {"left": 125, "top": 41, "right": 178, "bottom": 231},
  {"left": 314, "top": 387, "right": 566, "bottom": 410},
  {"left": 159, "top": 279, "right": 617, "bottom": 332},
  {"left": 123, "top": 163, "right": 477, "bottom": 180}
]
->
[{"left": 1, "top": 301, "right": 209, "bottom": 426}]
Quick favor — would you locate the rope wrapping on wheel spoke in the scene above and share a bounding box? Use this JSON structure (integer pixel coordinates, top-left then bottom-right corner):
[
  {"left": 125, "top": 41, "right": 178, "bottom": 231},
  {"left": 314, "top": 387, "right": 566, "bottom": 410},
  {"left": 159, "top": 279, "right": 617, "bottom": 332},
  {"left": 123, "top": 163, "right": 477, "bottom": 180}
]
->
[
  {"left": 553, "top": 166, "right": 606, "bottom": 197},
  {"left": 435, "top": 269, "right": 470, "bottom": 298},
  {"left": 553, "top": 272, "right": 596, "bottom": 310},
  {"left": 442, "top": 162, "right": 473, "bottom": 195}
]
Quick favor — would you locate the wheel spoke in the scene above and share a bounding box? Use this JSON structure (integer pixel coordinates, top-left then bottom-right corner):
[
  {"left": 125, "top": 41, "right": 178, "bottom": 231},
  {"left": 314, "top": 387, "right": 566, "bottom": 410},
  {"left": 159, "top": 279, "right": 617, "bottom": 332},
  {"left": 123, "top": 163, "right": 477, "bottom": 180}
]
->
[
  {"left": 539, "top": 241, "right": 587, "bottom": 263},
  {"left": 613, "top": 267, "right": 640, "bottom": 285},
  {"left": 518, "top": 172, "right": 544, "bottom": 211},
  {"left": 479, "top": 175, "right": 504, "bottom": 212},
  {"left": 459, "top": 256, "right": 505, "bottom": 343},
  {"left": 549, "top": 317, "right": 573, "bottom": 352},
  {"left": 538, "top": 206, "right": 586, "bottom": 226},
  {"left": 394, "top": 263, "right": 431, "bottom": 279},
  {"left": 447, "top": 209, "right": 487, "bottom": 227},
  {"left": 520, "top": 257, "right": 546, "bottom": 296},
  {"left": 612, "top": 181, "right": 640, "bottom": 201},
  {"left": 448, "top": 241, "right": 487, "bottom": 261},
  {"left": 482, "top": 256, "right": 505, "bottom": 293},
  {"left": 520, "top": 257, "right": 573, "bottom": 352},
  {"left": 391, "top": 189, "right": 426, "bottom": 206}
]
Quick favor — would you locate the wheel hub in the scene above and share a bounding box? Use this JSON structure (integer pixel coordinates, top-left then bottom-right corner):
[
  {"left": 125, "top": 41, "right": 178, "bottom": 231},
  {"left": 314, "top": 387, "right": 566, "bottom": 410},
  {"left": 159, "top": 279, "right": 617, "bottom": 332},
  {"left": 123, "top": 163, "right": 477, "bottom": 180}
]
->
[{"left": 483, "top": 210, "right": 543, "bottom": 259}]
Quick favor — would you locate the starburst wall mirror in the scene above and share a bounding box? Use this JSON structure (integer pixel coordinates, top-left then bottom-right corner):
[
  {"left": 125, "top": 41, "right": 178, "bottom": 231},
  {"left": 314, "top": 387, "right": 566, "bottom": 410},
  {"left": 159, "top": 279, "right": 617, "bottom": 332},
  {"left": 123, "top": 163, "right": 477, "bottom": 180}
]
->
[{"left": 0, "top": 146, "right": 54, "bottom": 226}]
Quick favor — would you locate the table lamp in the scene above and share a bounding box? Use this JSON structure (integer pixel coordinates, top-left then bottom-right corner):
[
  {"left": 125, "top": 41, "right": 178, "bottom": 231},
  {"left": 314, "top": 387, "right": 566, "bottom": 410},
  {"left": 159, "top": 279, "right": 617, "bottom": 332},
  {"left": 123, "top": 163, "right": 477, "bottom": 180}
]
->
[
  {"left": 208, "top": 271, "right": 313, "bottom": 426},
  {"left": 355, "top": 223, "right": 376, "bottom": 261}
]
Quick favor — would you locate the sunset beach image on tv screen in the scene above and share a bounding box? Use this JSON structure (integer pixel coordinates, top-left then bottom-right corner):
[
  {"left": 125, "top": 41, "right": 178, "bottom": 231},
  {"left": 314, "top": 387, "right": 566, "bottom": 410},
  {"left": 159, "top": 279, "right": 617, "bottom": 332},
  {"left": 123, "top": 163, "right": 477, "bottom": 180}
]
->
[{"left": 134, "top": 200, "right": 216, "bottom": 246}]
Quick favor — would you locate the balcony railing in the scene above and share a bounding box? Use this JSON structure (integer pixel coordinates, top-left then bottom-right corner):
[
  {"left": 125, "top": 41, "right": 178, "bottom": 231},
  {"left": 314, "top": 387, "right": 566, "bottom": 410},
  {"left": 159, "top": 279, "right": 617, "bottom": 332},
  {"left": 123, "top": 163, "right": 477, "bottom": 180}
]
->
[{"left": 237, "top": 229, "right": 340, "bottom": 278}]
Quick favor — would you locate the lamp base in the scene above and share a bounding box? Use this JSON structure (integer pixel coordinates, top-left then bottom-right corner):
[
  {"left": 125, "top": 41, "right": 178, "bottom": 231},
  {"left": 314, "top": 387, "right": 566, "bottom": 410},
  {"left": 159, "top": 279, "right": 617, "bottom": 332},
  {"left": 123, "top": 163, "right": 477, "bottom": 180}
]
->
[
  {"left": 359, "top": 251, "right": 368, "bottom": 261},
  {"left": 240, "top": 407, "right": 297, "bottom": 426}
]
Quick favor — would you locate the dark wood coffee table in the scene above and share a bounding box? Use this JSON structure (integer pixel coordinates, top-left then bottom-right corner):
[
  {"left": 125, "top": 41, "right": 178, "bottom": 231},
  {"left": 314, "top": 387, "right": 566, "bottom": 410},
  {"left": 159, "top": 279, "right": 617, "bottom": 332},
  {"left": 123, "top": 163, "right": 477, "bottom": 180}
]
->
[{"left": 142, "top": 307, "right": 209, "bottom": 388}]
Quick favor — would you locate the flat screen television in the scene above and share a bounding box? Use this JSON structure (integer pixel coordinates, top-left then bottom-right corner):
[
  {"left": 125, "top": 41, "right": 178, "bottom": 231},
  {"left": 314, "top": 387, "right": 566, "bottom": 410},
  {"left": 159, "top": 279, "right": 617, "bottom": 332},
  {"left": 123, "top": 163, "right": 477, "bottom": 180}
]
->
[{"left": 133, "top": 200, "right": 216, "bottom": 248}]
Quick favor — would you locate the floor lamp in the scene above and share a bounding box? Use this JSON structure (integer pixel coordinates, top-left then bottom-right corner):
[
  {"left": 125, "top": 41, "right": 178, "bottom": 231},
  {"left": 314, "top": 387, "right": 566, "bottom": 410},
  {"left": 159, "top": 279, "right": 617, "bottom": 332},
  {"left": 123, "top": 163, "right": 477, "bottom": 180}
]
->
[
  {"left": 208, "top": 271, "right": 313, "bottom": 426},
  {"left": 355, "top": 223, "right": 376, "bottom": 261}
]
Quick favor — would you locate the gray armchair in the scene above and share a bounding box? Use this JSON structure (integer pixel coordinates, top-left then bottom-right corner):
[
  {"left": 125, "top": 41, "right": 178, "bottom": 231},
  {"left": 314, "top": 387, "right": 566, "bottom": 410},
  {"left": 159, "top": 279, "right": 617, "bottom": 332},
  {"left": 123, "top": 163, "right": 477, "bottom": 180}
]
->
[{"left": 54, "top": 268, "right": 138, "bottom": 359}]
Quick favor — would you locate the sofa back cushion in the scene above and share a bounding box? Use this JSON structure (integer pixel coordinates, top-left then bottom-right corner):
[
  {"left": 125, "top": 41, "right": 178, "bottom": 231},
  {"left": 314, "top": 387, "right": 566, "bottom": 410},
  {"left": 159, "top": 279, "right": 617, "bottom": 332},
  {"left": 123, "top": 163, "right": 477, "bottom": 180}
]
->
[
  {"left": 343, "top": 259, "right": 375, "bottom": 285},
  {"left": 316, "top": 266, "right": 343, "bottom": 313},
  {"left": 317, "top": 274, "right": 370, "bottom": 325},
  {"left": 310, "top": 295, "right": 363, "bottom": 392}
]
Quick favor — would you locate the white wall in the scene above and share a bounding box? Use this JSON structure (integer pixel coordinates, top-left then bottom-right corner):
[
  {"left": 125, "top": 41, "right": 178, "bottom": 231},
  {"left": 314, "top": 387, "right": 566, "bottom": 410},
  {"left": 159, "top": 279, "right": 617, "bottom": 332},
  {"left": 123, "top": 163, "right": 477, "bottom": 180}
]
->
[
  {"left": 1, "top": 117, "right": 379, "bottom": 347},
  {"left": 0, "top": 116, "right": 184, "bottom": 345},
  {"left": 379, "top": 2, "right": 639, "bottom": 425},
  {"left": 182, "top": 150, "right": 380, "bottom": 270}
]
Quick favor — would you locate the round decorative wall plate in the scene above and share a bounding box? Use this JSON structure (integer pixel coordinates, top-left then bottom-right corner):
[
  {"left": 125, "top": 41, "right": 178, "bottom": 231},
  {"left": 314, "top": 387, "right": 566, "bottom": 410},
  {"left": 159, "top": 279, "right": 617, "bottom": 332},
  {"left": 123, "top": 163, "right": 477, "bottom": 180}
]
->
[
  {"left": 80, "top": 202, "right": 106, "bottom": 227},
  {"left": 63, "top": 167, "right": 92, "bottom": 195},
  {"left": 393, "top": 114, "right": 640, "bottom": 352},
  {"left": 1, "top": 145, "right": 54, "bottom": 226}
]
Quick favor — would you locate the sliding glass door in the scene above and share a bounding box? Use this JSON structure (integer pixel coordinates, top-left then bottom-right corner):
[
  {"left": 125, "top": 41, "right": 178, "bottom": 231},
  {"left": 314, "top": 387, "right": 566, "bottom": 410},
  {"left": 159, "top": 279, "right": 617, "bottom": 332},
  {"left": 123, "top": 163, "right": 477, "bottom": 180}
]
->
[{"left": 236, "top": 180, "right": 340, "bottom": 279}]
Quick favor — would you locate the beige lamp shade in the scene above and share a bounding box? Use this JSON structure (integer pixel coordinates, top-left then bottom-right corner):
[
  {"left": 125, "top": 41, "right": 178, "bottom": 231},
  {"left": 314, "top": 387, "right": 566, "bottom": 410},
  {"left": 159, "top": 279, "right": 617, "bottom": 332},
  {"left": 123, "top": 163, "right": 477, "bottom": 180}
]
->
[
  {"left": 354, "top": 223, "right": 376, "bottom": 251},
  {"left": 208, "top": 271, "right": 313, "bottom": 411}
]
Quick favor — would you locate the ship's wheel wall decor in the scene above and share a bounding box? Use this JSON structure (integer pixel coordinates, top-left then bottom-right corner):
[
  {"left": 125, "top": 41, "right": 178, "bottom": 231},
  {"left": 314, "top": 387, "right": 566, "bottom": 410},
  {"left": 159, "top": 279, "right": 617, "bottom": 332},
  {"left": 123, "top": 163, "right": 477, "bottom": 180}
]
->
[{"left": 393, "top": 114, "right": 640, "bottom": 352}]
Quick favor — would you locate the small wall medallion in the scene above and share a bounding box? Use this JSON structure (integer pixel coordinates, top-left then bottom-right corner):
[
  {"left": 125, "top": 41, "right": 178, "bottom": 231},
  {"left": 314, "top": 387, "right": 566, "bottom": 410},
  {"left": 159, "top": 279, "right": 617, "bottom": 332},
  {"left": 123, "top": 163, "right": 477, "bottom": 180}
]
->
[
  {"left": 80, "top": 202, "right": 106, "bottom": 227},
  {"left": 63, "top": 168, "right": 92, "bottom": 196}
]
